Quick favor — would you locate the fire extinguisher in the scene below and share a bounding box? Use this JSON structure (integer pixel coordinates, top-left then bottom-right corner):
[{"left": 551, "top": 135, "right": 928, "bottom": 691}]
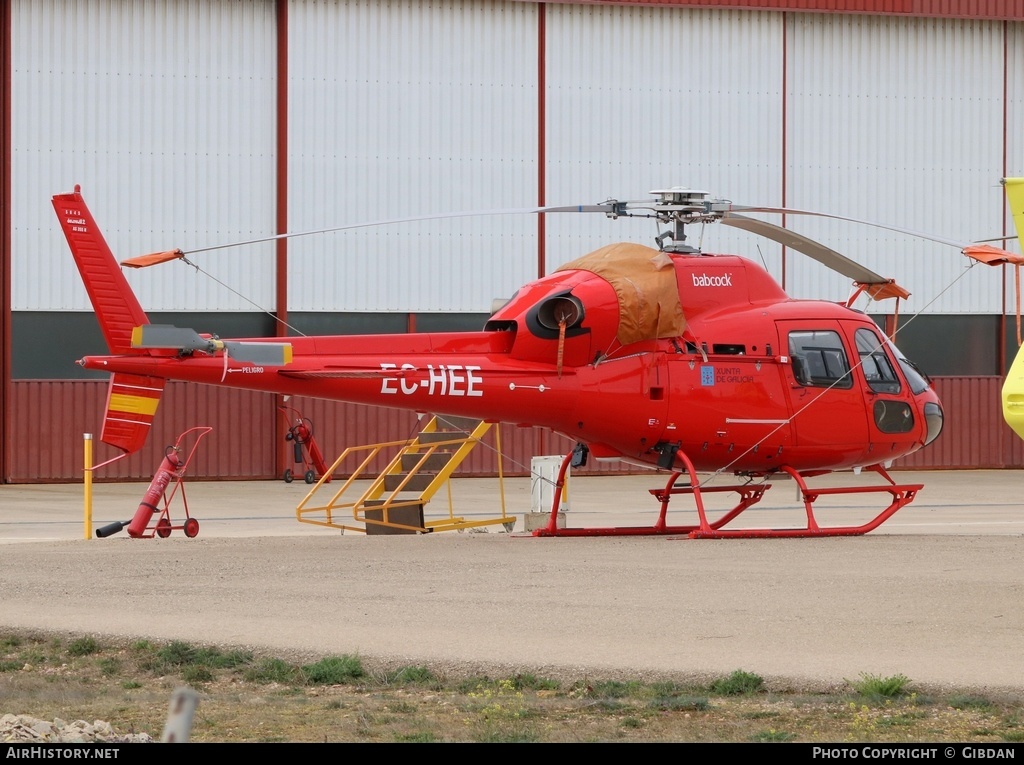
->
[{"left": 126, "top": 445, "right": 182, "bottom": 538}]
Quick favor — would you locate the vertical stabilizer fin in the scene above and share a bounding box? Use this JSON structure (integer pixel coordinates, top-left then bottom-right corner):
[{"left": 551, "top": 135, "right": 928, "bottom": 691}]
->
[
  {"left": 52, "top": 186, "right": 148, "bottom": 354},
  {"left": 101, "top": 373, "right": 166, "bottom": 454}
]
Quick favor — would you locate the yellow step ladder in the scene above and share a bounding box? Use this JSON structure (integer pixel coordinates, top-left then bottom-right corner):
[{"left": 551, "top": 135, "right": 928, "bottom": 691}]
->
[{"left": 295, "top": 415, "right": 515, "bottom": 534}]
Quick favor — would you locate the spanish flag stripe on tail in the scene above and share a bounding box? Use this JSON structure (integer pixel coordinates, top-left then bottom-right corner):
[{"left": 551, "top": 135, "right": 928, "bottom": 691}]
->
[{"left": 100, "top": 373, "right": 165, "bottom": 454}]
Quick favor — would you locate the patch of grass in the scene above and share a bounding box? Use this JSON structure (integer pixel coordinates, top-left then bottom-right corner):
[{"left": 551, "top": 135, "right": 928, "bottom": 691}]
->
[
  {"left": 950, "top": 694, "right": 994, "bottom": 711},
  {"left": 194, "top": 647, "right": 253, "bottom": 669},
  {"left": 590, "top": 679, "right": 645, "bottom": 698},
  {"left": 181, "top": 665, "right": 215, "bottom": 684},
  {"left": 157, "top": 641, "right": 198, "bottom": 667},
  {"left": 509, "top": 673, "right": 560, "bottom": 692},
  {"left": 394, "top": 731, "right": 438, "bottom": 742},
  {"left": 651, "top": 696, "right": 709, "bottom": 712},
  {"left": 456, "top": 675, "right": 493, "bottom": 694},
  {"left": 390, "top": 665, "right": 435, "bottom": 685},
  {"left": 67, "top": 637, "right": 100, "bottom": 657},
  {"left": 4, "top": 629, "right": 1024, "bottom": 743},
  {"left": 750, "top": 729, "right": 796, "bottom": 742},
  {"left": 302, "top": 654, "right": 364, "bottom": 684},
  {"left": 244, "top": 657, "right": 299, "bottom": 684},
  {"left": 710, "top": 669, "right": 764, "bottom": 695},
  {"left": 849, "top": 672, "right": 912, "bottom": 700},
  {"left": 743, "top": 710, "right": 781, "bottom": 720},
  {"left": 0, "top": 659, "right": 23, "bottom": 672}
]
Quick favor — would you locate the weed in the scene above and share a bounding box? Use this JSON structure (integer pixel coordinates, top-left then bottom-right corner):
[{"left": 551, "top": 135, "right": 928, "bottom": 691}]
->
[
  {"left": 456, "top": 675, "right": 493, "bottom": 694},
  {"left": 1002, "top": 731, "right": 1024, "bottom": 742},
  {"left": 590, "top": 679, "right": 644, "bottom": 698},
  {"left": 181, "top": 665, "right": 214, "bottom": 684},
  {"left": 391, "top": 665, "right": 435, "bottom": 684},
  {"left": 157, "top": 641, "right": 198, "bottom": 667},
  {"left": 244, "top": 657, "right": 299, "bottom": 684},
  {"left": 651, "top": 696, "right": 709, "bottom": 712},
  {"left": 121, "top": 680, "right": 142, "bottom": 690},
  {"left": 302, "top": 654, "right": 364, "bottom": 684},
  {"left": 950, "top": 695, "right": 994, "bottom": 711},
  {"left": 750, "top": 728, "right": 796, "bottom": 742},
  {"left": 67, "top": 637, "right": 99, "bottom": 657},
  {"left": 194, "top": 647, "right": 253, "bottom": 669},
  {"left": 710, "top": 669, "right": 764, "bottom": 695},
  {"left": 395, "top": 731, "right": 438, "bottom": 742},
  {"left": 849, "top": 672, "right": 912, "bottom": 700},
  {"left": 509, "top": 673, "right": 560, "bottom": 691},
  {"left": 97, "top": 657, "right": 121, "bottom": 676}
]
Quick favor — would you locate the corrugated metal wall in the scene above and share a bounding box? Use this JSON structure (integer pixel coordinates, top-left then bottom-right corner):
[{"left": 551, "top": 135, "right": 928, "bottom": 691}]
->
[
  {"left": 10, "top": 377, "right": 1021, "bottom": 482},
  {"left": 286, "top": 0, "right": 541, "bottom": 313},
  {"left": 12, "top": 0, "right": 279, "bottom": 313},
  {"left": 542, "top": 6, "right": 788, "bottom": 274},
  {"left": 784, "top": 14, "right": 1009, "bottom": 311},
  {"left": 16, "top": 2, "right": 1019, "bottom": 317}
]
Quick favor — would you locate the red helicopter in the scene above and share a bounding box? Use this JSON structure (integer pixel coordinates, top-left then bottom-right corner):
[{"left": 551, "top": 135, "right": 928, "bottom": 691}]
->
[{"left": 53, "top": 184, "right": 1023, "bottom": 539}]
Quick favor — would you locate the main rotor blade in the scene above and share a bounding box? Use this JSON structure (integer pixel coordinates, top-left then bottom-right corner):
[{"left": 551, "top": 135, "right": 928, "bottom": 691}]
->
[
  {"left": 121, "top": 203, "right": 620, "bottom": 267},
  {"left": 727, "top": 205, "right": 969, "bottom": 250},
  {"left": 721, "top": 212, "right": 891, "bottom": 286}
]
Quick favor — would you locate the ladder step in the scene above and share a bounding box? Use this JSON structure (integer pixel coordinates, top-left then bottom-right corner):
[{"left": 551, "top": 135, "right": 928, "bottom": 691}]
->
[
  {"left": 383, "top": 473, "right": 434, "bottom": 492},
  {"left": 363, "top": 504, "right": 425, "bottom": 535},
  {"left": 417, "top": 430, "right": 470, "bottom": 444},
  {"left": 432, "top": 415, "right": 482, "bottom": 431},
  {"left": 401, "top": 453, "right": 451, "bottom": 472}
]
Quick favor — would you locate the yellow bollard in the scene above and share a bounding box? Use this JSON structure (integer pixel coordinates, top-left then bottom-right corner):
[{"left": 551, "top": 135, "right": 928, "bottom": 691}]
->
[{"left": 84, "top": 433, "right": 93, "bottom": 540}]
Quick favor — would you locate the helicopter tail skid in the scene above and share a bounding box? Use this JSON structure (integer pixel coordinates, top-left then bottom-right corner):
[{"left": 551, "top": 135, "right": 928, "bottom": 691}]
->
[{"left": 530, "top": 447, "right": 922, "bottom": 539}]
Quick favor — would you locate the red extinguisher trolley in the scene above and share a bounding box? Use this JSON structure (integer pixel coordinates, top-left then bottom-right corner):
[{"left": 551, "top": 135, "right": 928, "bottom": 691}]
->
[
  {"left": 278, "top": 406, "right": 331, "bottom": 484},
  {"left": 96, "top": 426, "right": 213, "bottom": 539}
]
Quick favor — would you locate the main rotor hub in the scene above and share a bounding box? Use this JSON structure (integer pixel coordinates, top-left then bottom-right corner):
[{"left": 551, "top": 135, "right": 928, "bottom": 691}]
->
[{"left": 642, "top": 187, "right": 734, "bottom": 253}]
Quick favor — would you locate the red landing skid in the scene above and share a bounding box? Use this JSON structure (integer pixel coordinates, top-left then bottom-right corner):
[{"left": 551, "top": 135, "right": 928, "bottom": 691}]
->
[{"left": 530, "top": 449, "right": 922, "bottom": 539}]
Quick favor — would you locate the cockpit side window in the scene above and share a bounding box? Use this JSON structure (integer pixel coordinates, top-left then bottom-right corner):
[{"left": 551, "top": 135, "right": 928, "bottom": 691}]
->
[
  {"left": 855, "top": 328, "right": 901, "bottom": 394},
  {"left": 788, "top": 330, "right": 853, "bottom": 389}
]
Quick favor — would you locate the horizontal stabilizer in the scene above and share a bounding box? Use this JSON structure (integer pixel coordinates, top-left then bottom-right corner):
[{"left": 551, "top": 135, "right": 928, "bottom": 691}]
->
[{"left": 132, "top": 324, "right": 292, "bottom": 366}]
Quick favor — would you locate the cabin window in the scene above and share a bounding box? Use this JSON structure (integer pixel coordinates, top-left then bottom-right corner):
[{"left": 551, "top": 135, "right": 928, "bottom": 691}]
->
[
  {"left": 855, "top": 328, "right": 901, "bottom": 394},
  {"left": 788, "top": 330, "right": 853, "bottom": 389}
]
